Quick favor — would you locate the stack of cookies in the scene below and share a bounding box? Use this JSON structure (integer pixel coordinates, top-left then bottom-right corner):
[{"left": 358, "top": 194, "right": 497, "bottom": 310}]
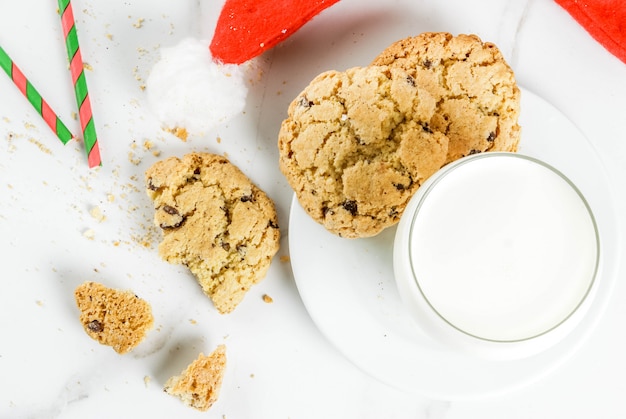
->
[{"left": 278, "top": 32, "right": 521, "bottom": 238}]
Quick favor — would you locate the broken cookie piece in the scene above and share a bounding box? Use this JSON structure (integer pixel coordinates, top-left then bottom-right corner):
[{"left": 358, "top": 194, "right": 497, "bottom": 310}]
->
[
  {"left": 145, "top": 152, "right": 280, "bottom": 314},
  {"left": 164, "top": 345, "right": 227, "bottom": 412},
  {"left": 74, "top": 281, "right": 154, "bottom": 354}
]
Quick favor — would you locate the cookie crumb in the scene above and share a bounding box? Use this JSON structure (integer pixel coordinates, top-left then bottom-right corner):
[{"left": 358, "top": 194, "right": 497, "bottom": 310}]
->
[
  {"left": 128, "top": 151, "right": 142, "bottom": 165},
  {"left": 83, "top": 229, "right": 95, "bottom": 240},
  {"left": 137, "top": 46, "right": 149, "bottom": 57},
  {"left": 90, "top": 206, "right": 106, "bottom": 223},
  {"left": 132, "top": 18, "right": 145, "bottom": 28},
  {"left": 280, "top": 255, "right": 290, "bottom": 263},
  {"left": 165, "top": 126, "right": 188, "bottom": 141},
  {"left": 262, "top": 294, "right": 273, "bottom": 304},
  {"left": 28, "top": 138, "right": 52, "bottom": 154},
  {"left": 132, "top": 66, "right": 144, "bottom": 88},
  {"left": 144, "top": 375, "right": 152, "bottom": 387},
  {"left": 143, "top": 140, "right": 154, "bottom": 150}
]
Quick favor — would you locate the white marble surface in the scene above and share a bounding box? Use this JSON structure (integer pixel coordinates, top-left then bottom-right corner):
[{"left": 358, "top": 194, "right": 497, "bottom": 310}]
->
[{"left": 1, "top": 0, "right": 625, "bottom": 418}]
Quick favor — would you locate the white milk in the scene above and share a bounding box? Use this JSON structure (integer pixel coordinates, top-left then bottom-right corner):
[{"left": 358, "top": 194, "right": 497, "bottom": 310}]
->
[{"left": 402, "top": 153, "right": 598, "bottom": 343}]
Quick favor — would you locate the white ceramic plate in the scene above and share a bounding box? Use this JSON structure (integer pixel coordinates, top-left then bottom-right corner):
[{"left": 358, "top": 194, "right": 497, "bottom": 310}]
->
[{"left": 288, "top": 88, "right": 620, "bottom": 400}]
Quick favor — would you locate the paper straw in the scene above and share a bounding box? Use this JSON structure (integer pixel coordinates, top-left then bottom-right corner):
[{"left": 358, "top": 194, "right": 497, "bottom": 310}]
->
[
  {"left": 58, "top": 0, "right": 101, "bottom": 168},
  {"left": 0, "top": 45, "right": 74, "bottom": 144}
]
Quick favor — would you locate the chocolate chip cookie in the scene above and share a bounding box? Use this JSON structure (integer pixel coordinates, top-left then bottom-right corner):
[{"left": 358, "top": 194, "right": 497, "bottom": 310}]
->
[
  {"left": 278, "top": 65, "right": 449, "bottom": 238},
  {"left": 145, "top": 153, "right": 280, "bottom": 314},
  {"left": 372, "top": 32, "right": 521, "bottom": 163}
]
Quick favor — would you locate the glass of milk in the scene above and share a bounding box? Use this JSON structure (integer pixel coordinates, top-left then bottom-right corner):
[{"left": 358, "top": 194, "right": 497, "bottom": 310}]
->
[{"left": 393, "top": 152, "right": 600, "bottom": 360}]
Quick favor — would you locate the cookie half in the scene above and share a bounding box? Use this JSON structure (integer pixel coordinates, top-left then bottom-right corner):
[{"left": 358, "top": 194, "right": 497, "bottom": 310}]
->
[
  {"left": 372, "top": 32, "right": 521, "bottom": 163},
  {"left": 145, "top": 153, "right": 280, "bottom": 314},
  {"left": 279, "top": 65, "right": 448, "bottom": 238}
]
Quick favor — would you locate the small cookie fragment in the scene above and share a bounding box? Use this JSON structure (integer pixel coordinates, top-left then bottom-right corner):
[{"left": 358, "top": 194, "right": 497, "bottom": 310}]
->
[
  {"left": 74, "top": 281, "right": 154, "bottom": 354},
  {"left": 145, "top": 153, "right": 281, "bottom": 314},
  {"left": 372, "top": 32, "right": 521, "bottom": 163},
  {"left": 164, "top": 345, "right": 227, "bottom": 412},
  {"left": 279, "top": 65, "right": 448, "bottom": 238},
  {"left": 165, "top": 126, "right": 189, "bottom": 142}
]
